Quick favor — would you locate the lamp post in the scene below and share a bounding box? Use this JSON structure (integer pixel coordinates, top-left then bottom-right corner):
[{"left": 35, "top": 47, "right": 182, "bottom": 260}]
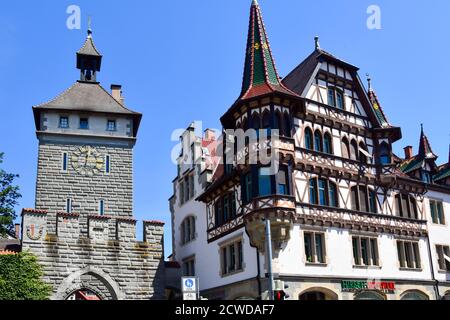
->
[{"left": 265, "top": 218, "right": 274, "bottom": 300}]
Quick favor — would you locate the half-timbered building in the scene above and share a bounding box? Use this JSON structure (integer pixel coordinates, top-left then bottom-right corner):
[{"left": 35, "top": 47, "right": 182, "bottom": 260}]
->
[{"left": 169, "top": 0, "right": 450, "bottom": 300}]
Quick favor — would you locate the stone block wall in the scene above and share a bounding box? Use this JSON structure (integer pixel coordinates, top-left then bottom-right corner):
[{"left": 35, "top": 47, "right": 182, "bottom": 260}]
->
[
  {"left": 21, "top": 209, "right": 166, "bottom": 300},
  {"left": 35, "top": 142, "right": 134, "bottom": 234}
]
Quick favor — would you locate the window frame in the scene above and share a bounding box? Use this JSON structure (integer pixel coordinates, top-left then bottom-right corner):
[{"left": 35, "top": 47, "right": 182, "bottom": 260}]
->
[
  {"left": 59, "top": 116, "right": 69, "bottom": 129},
  {"left": 62, "top": 152, "right": 68, "bottom": 172},
  {"left": 352, "top": 235, "right": 380, "bottom": 267},
  {"left": 106, "top": 119, "right": 117, "bottom": 132},
  {"left": 182, "top": 256, "right": 196, "bottom": 277},
  {"left": 429, "top": 199, "right": 446, "bottom": 225},
  {"left": 436, "top": 244, "right": 450, "bottom": 272},
  {"left": 303, "top": 231, "right": 326, "bottom": 265},
  {"left": 309, "top": 177, "right": 339, "bottom": 208},
  {"left": 220, "top": 239, "right": 245, "bottom": 277},
  {"left": 79, "top": 118, "right": 89, "bottom": 130},
  {"left": 397, "top": 240, "right": 422, "bottom": 270}
]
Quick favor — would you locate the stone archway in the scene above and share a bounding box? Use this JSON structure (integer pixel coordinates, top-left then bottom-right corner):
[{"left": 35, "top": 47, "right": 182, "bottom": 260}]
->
[
  {"left": 299, "top": 287, "right": 339, "bottom": 300},
  {"left": 54, "top": 266, "right": 124, "bottom": 300},
  {"left": 400, "top": 290, "right": 429, "bottom": 300}
]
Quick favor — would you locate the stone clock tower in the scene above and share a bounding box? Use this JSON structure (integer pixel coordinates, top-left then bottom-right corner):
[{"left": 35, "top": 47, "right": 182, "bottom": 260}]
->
[{"left": 21, "top": 29, "right": 166, "bottom": 300}]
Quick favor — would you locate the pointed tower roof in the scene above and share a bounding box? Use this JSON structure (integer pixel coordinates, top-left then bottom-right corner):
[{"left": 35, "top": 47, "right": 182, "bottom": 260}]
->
[
  {"left": 238, "top": 0, "right": 297, "bottom": 101},
  {"left": 400, "top": 125, "right": 438, "bottom": 174},
  {"left": 76, "top": 28, "right": 102, "bottom": 77},
  {"left": 418, "top": 124, "right": 437, "bottom": 159},
  {"left": 366, "top": 75, "right": 391, "bottom": 128},
  {"left": 77, "top": 28, "right": 102, "bottom": 57}
]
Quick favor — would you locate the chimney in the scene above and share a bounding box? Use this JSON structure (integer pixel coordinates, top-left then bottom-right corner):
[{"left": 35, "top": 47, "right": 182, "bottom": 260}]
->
[
  {"left": 404, "top": 146, "right": 413, "bottom": 160},
  {"left": 204, "top": 129, "right": 216, "bottom": 141},
  {"left": 14, "top": 223, "right": 20, "bottom": 239},
  {"left": 111, "top": 84, "right": 125, "bottom": 105}
]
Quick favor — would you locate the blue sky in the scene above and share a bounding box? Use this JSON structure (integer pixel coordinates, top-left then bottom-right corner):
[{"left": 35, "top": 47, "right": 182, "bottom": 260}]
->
[{"left": 1, "top": 0, "right": 449, "bottom": 257}]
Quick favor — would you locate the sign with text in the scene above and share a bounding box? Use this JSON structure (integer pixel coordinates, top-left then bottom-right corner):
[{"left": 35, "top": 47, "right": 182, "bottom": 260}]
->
[
  {"left": 341, "top": 280, "right": 396, "bottom": 293},
  {"left": 182, "top": 277, "right": 199, "bottom": 300}
]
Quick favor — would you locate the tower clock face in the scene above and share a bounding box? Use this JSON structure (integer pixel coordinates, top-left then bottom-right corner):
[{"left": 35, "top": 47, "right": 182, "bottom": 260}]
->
[{"left": 71, "top": 146, "right": 104, "bottom": 177}]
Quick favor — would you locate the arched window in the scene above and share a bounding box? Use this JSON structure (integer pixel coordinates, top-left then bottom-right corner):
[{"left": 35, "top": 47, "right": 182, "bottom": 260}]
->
[
  {"left": 309, "top": 178, "right": 339, "bottom": 207},
  {"left": 314, "top": 130, "right": 323, "bottom": 152},
  {"left": 359, "top": 142, "right": 368, "bottom": 163},
  {"left": 401, "top": 290, "right": 429, "bottom": 300},
  {"left": 323, "top": 132, "right": 333, "bottom": 154},
  {"left": 379, "top": 142, "right": 391, "bottom": 165},
  {"left": 283, "top": 112, "right": 291, "bottom": 137},
  {"left": 341, "top": 137, "right": 350, "bottom": 158},
  {"left": 181, "top": 216, "right": 196, "bottom": 244},
  {"left": 305, "top": 127, "right": 313, "bottom": 150},
  {"left": 350, "top": 139, "right": 358, "bottom": 160},
  {"left": 262, "top": 111, "right": 271, "bottom": 137}
]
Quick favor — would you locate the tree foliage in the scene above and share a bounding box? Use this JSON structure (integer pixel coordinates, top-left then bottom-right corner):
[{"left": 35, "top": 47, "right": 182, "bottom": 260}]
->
[
  {"left": 0, "top": 152, "right": 21, "bottom": 236},
  {"left": 0, "top": 252, "right": 52, "bottom": 300}
]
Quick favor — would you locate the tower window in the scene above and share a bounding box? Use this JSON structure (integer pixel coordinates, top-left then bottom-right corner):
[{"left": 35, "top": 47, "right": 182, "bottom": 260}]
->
[
  {"left": 79, "top": 118, "right": 89, "bottom": 130},
  {"left": 107, "top": 120, "right": 117, "bottom": 131},
  {"left": 99, "top": 200, "right": 105, "bottom": 215},
  {"left": 59, "top": 116, "right": 69, "bottom": 129},
  {"left": 62, "top": 152, "right": 68, "bottom": 172},
  {"left": 105, "top": 155, "right": 110, "bottom": 174},
  {"left": 66, "top": 198, "right": 72, "bottom": 213}
]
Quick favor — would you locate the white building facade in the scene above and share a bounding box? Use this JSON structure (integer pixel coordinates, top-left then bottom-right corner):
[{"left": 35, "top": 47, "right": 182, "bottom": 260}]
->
[{"left": 169, "top": 1, "right": 450, "bottom": 300}]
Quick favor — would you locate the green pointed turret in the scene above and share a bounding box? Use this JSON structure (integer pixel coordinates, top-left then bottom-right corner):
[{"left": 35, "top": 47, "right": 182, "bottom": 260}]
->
[{"left": 239, "top": 0, "right": 295, "bottom": 101}]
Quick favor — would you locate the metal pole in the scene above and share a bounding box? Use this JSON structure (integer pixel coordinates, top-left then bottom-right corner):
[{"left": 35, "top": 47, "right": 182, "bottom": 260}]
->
[{"left": 265, "top": 218, "right": 274, "bottom": 300}]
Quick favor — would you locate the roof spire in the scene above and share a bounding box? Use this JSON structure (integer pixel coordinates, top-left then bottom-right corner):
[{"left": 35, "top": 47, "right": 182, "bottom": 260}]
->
[
  {"left": 77, "top": 24, "right": 102, "bottom": 82},
  {"left": 448, "top": 142, "right": 450, "bottom": 164},
  {"left": 314, "top": 36, "right": 320, "bottom": 50},
  {"left": 238, "top": 0, "right": 297, "bottom": 101},
  {"left": 418, "top": 124, "right": 437, "bottom": 159},
  {"left": 366, "top": 73, "right": 372, "bottom": 90},
  {"left": 87, "top": 16, "right": 92, "bottom": 37}
]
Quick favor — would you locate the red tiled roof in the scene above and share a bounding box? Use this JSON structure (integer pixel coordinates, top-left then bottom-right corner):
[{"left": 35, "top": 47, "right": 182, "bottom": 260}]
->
[
  {"left": 22, "top": 208, "right": 48, "bottom": 215},
  {"left": 0, "top": 250, "right": 18, "bottom": 255}
]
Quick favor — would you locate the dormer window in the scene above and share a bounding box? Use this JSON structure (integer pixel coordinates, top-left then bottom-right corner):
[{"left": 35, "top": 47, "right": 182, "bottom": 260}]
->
[
  {"left": 107, "top": 120, "right": 117, "bottom": 132},
  {"left": 328, "top": 87, "right": 344, "bottom": 109},
  {"left": 59, "top": 116, "right": 69, "bottom": 129},
  {"left": 422, "top": 171, "right": 432, "bottom": 184},
  {"left": 79, "top": 118, "right": 89, "bottom": 130}
]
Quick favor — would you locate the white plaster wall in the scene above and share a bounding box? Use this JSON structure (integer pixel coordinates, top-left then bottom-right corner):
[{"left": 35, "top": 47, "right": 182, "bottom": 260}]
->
[
  {"left": 43, "top": 111, "right": 132, "bottom": 138},
  {"left": 277, "top": 225, "right": 432, "bottom": 281},
  {"left": 425, "top": 190, "right": 450, "bottom": 282}
]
